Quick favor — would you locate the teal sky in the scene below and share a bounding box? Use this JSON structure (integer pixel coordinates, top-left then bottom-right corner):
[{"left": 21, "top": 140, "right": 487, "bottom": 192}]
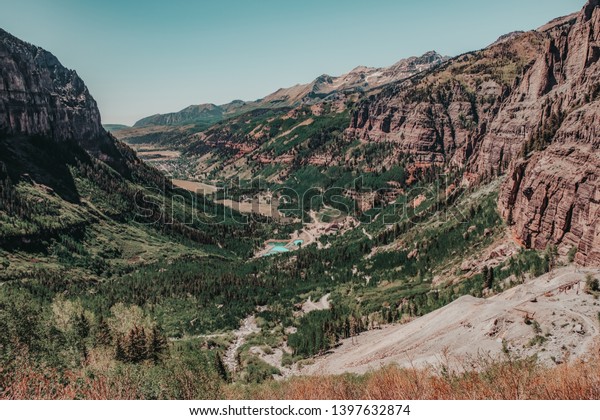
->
[{"left": 0, "top": 0, "right": 585, "bottom": 125}]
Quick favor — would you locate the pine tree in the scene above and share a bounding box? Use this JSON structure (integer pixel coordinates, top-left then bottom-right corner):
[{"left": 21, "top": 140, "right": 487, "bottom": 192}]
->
[
  {"left": 74, "top": 313, "right": 90, "bottom": 339},
  {"left": 546, "top": 244, "right": 558, "bottom": 271},
  {"left": 94, "top": 315, "right": 112, "bottom": 346},
  {"left": 148, "top": 326, "right": 168, "bottom": 364},
  {"left": 127, "top": 326, "right": 148, "bottom": 363},
  {"left": 482, "top": 265, "right": 490, "bottom": 289},
  {"left": 214, "top": 352, "right": 229, "bottom": 382},
  {"left": 485, "top": 266, "right": 494, "bottom": 290},
  {"left": 115, "top": 336, "right": 127, "bottom": 362}
]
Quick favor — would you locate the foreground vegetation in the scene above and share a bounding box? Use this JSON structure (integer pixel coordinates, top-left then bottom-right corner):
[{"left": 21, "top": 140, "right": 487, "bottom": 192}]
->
[{"left": 3, "top": 348, "right": 600, "bottom": 399}]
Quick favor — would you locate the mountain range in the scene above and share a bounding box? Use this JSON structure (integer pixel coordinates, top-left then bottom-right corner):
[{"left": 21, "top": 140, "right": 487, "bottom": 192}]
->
[{"left": 128, "top": 51, "right": 448, "bottom": 128}]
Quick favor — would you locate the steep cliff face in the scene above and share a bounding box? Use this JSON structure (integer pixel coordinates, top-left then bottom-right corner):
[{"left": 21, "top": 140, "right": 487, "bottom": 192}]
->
[
  {"left": 499, "top": 1, "right": 600, "bottom": 266},
  {"left": 347, "top": 1, "right": 600, "bottom": 265},
  {"left": 499, "top": 103, "right": 600, "bottom": 265},
  {"left": 0, "top": 27, "right": 137, "bottom": 182},
  {"left": 0, "top": 28, "right": 104, "bottom": 147},
  {"left": 347, "top": 32, "right": 543, "bottom": 170}
]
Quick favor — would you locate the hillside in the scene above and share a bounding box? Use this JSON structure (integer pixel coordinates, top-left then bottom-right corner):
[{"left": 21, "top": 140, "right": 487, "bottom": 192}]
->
[
  {"left": 301, "top": 266, "right": 600, "bottom": 375},
  {"left": 103, "top": 124, "right": 130, "bottom": 133}
]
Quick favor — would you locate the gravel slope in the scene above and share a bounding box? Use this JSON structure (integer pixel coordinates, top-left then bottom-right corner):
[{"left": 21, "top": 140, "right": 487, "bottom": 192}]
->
[{"left": 300, "top": 267, "right": 600, "bottom": 375}]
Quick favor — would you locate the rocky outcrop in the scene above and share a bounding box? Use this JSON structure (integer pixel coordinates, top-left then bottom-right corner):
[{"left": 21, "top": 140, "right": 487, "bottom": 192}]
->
[
  {"left": 498, "top": 1, "right": 600, "bottom": 266},
  {"left": 0, "top": 28, "right": 104, "bottom": 144},
  {"left": 0, "top": 28, "right": 144, "bottom": 183},
  {"left": 499, "top": 103, "right": 600, "bottom": 265}
]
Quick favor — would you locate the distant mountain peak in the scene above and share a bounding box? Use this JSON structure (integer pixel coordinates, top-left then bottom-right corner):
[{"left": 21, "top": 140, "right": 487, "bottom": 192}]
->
[{"left": 129, "top": 50, "right": 449, "bottom": 129}]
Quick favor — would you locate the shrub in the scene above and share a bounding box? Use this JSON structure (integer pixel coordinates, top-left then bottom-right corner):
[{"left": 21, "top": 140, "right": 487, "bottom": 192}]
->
[
  {"left": 585, "top": 274, "right": 599, "bottom": 294},
  {"left": 567, "top": 247, "right": 577, "bottom": 263}
]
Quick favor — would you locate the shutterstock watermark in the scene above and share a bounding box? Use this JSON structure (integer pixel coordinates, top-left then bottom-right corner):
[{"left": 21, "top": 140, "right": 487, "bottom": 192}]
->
[{"left": 133, "top": 175, "right": 470, "bottom": 227}]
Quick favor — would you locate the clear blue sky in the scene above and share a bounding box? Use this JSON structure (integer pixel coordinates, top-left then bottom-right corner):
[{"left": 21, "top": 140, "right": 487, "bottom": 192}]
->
[{"left": 0, "top": 0, "right": 585, "bottom": 125}]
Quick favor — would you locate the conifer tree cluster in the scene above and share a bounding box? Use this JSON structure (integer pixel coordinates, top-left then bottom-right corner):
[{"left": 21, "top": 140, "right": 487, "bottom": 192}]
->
[{"left": 115, "top": 325, "right": 168, "bottom": 364}]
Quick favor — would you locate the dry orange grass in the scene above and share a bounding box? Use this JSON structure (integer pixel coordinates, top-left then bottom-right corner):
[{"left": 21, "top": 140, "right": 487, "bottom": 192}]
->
[
  {"left": 227, "top": 353, "right": 600, "bottom": 400},
  {"left": 3, "top": 351, "right": 600, "bottom": 400}
]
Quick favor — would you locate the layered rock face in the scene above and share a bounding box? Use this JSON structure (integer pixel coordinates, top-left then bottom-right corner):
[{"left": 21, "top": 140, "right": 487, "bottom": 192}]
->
[
  {"left": 346, "top": 33, "right": 544, "bottom": 169},
  {"left": 499, "top": 103, "right": 600, "bottom": 265},
  {"left": 0, "top": 28, "right": 103, "bottom": 143},
  {"left": 499, "top": 2, "right": 600, "bottom": 266},
  {"left": 348, "top": 1, "right": 600, "bottom": 265}
]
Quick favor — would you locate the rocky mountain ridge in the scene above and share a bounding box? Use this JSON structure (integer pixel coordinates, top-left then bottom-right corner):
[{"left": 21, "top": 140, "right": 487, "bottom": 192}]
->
[
  {"left": 0, "top": 29, "right": 104, "bottom": 145},
  {"left": 258, "top": 51, "right": 448, "bottom": 106},
  {"left": 119, "top": 51, "right": 448, "bottom": 133}
]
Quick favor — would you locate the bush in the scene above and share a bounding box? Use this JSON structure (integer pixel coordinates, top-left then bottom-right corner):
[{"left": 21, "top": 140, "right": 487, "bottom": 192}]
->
[
  {"left": 567, "top": 247, "right": 577, "bottom": 263},
  {"left": 585, "top": 274, "right": 599, "bottom": 294}
]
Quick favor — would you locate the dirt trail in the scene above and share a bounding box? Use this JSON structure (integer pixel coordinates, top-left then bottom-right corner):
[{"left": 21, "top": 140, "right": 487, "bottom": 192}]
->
[
  {"left": 223, "top": 315, "right": 260, "bottom": 374},
  {"left": 299, "top": 267, "right": 600, "bottom": 375}
]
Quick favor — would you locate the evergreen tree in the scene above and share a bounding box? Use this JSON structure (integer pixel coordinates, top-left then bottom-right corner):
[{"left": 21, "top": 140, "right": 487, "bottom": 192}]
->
[
  {"left": 74, "top": 312, "right": 90, "bottom": 339},
  {"left": 545, "top": 244, "right": 558, "bottom": 271},
  {"left": 115, "top": 336, "right": 127, "bottom": 362},
  {"left": 214, "top": 352, "right": 229, "bottom": 382},
  {"left": 482, "top": 265, "right": 490, "bottom": 289},
  {"left": 94, "top": 315, "right": 112, "bottom": 346},
  {"left": 148, "top": 326, "right": 168, "bottom": 364},
  {"left": 484, "top": 266, "right": 494, "bottom": 290},
  {"left": 127, "top": 325, "right": 148, "bottom": 363}
]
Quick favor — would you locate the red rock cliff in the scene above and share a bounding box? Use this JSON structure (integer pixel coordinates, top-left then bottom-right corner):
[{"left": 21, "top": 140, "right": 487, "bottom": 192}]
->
[
  {"left": 348, "top": 0, "right": 600, "bottom": 265},
  {"left": 499, "top": 1, "right": 600, "bottom": 265}
]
